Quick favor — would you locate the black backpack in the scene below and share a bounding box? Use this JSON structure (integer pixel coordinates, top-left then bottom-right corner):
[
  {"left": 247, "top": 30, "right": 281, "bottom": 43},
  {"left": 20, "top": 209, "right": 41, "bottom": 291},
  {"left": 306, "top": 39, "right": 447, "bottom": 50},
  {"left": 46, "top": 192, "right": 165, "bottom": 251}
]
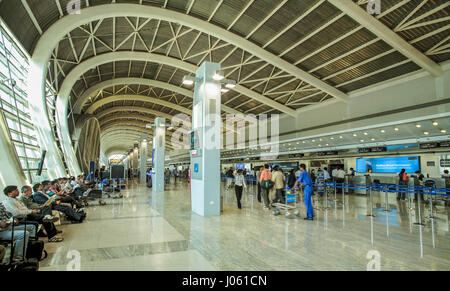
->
[{"left": 26, "top": 240, "right": 47, "bottom": 261}]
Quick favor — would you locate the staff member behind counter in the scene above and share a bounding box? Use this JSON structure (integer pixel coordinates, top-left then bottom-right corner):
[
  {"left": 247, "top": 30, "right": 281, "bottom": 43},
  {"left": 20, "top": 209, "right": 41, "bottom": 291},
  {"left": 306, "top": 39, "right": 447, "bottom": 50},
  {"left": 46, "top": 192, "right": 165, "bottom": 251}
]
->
[{"left": 291, "top": 164, "right": 314, "bottom": 221}]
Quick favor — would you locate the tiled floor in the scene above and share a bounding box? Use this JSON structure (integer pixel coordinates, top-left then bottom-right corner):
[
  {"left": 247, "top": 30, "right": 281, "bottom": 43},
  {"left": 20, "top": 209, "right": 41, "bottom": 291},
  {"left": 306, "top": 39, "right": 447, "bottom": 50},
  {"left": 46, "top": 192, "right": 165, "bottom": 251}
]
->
[{"left": 40, "top": 180, "right": 450, "bottom": 271}]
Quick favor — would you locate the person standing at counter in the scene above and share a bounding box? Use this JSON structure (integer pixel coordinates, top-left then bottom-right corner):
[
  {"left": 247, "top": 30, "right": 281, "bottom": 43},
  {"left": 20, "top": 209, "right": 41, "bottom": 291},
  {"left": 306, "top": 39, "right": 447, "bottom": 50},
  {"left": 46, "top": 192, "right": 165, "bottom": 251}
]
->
[
  {"left": 292, "top": 164, "right": 314, "bottom": 220},
  {"left": 397, "top": 169, "right": 409, "bottom": 200},
  {"left": 323, "top": 167, "right": 331, "bottom": 182}
]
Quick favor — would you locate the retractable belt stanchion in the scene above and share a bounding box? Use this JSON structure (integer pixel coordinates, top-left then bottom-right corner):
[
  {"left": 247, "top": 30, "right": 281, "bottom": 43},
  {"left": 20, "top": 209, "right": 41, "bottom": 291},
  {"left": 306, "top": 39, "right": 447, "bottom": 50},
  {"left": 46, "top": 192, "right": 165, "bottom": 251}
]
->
[
  {"left": 414, "top": 188, "right": 425, "bottom": 226},
  {"left": 428, "top": 186, "right": 435, "bottom": 220},
  {"left": 334, "top": 182, "right": 337, "bottom": 202},
  {"left": 383, "top": 185, "right": 391, "bottom": 212},
  {"left": 367, "top": 184, "right": 375, "bottom": 217},
  {"left": 408, "top": 185, "right": 413, "bottom": 211},
  {"left": 324, "top": 184, "right": 330, "bottom": 210},
  {"left": 341, "top": 183, "right": 345, "bottom": 206}
]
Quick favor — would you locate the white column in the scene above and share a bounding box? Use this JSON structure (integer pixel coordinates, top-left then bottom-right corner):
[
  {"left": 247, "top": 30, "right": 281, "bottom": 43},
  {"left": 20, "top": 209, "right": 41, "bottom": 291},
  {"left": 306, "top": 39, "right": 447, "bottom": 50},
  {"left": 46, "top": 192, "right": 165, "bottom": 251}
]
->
[
  {"left": 139, "top": 139, "right": 148, "bottom": 183},
  {"left": 153, "top": 117, "right": 166, "bottom": 192},
  {"left": 28, "top": 61, "right": 67, "bottom": 178},
  {"left": 190, "top": 61, "right": 222, "bottom": 217},
  {"left": 133, "top": 145, "right": 139, "bottom": 176}
]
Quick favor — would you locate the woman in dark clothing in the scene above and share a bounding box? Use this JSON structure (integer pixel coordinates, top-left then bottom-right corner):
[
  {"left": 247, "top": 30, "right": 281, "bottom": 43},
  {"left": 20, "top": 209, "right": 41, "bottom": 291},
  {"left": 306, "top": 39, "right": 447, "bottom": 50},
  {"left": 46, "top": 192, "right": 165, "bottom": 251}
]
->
[
  {"left": 397, "top": 169, "right": 409, "bottom": 200},
  {"left": 287, "top": 169, "right": 297, "bottom": 189}
]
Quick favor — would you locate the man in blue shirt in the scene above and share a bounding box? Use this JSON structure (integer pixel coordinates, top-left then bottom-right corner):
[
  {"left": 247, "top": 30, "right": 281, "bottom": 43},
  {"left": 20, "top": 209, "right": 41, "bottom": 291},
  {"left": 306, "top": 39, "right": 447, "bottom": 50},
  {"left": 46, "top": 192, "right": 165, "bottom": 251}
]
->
[{"left": 292, "top": 164, "right": 314, "bottom": 220}]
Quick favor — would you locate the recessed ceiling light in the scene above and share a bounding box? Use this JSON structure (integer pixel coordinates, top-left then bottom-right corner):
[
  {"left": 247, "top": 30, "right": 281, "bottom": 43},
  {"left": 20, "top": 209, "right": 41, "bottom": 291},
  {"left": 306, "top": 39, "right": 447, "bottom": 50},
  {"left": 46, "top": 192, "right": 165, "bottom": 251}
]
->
[
  {"left": 339, "top": 136, "right": 343, "bottom": 139},
  {"left": 318, "top": 144, "right": 322, "bottom": 147},
  {"left": 416, "top": 124, "right": 421, "bottom": 128},
  {"left": 353, "top": 134, "right": 357, "bottom": 137},
  {"left": 441, "top": 129, "right": 447, "bottom": 133},
  {"left": 330, "top": 137, "right": 334, "bottom": 140},
  {"left": 432, "top": 121, "right": 439, "bottom": 126},
  {"left": 312, "top": 140, "right": 315, "bottom": 142},
  {"left": 360, "top": 140, "right": 364, "bottom": 142},
  {"left": 424, "top": 132, "right": 429, "bottom": 135},
  {"left": 394, "top": 128, "right": 399, "bottom": 131},
  {"left": 371, "top": 138, "right": 375, "bottom": 141},
  {"left": 381, "top": 130, "right": 386, "bottom": 133},
  {"left": 364, "top": 132, "right": 368, "bottom": 135},
  {"left": 325, "top": 144, "right": 329, "bottom": 146}
]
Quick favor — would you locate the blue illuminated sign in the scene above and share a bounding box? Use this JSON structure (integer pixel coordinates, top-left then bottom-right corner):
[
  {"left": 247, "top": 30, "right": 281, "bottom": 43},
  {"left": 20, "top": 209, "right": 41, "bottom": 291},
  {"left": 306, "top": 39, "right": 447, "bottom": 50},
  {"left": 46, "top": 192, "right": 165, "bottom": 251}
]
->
[
  {"left": 356, "top": 156, "right": 420, "bottom": 173},
  {"left": 194, "top": 163, "right": 199, "bottom": 173}
]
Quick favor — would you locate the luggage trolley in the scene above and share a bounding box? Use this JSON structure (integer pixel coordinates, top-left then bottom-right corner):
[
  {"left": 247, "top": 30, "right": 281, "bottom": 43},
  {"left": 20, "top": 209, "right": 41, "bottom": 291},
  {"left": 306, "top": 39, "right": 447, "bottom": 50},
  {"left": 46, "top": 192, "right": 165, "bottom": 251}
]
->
[{"left": 272, "top": 187, "right": 301, "bottom": 218}]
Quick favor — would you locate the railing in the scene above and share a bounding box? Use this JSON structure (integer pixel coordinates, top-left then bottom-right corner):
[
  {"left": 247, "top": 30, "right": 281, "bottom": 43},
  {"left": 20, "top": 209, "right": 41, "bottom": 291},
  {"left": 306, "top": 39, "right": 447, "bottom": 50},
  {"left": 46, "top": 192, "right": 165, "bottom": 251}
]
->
[{"left": 220, "top": 175, "right": 450, "bottom": 225}]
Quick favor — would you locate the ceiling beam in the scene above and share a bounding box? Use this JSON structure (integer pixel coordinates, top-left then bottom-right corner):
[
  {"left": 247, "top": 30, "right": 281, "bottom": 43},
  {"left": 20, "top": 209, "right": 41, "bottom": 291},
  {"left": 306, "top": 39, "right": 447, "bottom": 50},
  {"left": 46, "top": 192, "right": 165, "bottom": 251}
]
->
[
  {"left": 74, "top": 77, "right": 240, "bottom": 115},
  {"left": 328, "top": 0, "right": 443, "bottom": 77},
  {"left": 85, "top": 94, "right": 192, "bottom": 115}
]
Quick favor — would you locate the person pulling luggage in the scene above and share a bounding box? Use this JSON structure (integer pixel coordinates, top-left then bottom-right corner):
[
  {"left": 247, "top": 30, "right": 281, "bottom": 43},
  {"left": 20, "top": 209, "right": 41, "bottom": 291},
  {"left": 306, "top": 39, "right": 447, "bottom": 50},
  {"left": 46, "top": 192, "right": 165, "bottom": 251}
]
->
[{"left": 292, "top": 164, "right": 314, "bottom": 220}]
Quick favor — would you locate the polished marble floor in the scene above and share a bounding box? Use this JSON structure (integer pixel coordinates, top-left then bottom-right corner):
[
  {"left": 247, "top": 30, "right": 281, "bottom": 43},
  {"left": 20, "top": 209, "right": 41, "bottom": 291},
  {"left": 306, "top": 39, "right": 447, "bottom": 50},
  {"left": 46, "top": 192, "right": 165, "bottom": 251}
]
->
[{"left": 40, "top": 179, "right": 450, "bottom": 271}]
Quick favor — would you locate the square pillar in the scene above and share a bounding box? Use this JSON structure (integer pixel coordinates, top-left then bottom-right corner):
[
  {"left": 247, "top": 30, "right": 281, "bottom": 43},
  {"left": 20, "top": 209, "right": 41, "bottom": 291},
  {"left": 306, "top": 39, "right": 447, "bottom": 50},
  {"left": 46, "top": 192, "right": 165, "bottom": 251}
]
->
[
  {"left": 153, "top": 117, "right": 165, "bottom": 192},
  {"left": 190, "top": 62, "right": 222, "bottom": 217}
]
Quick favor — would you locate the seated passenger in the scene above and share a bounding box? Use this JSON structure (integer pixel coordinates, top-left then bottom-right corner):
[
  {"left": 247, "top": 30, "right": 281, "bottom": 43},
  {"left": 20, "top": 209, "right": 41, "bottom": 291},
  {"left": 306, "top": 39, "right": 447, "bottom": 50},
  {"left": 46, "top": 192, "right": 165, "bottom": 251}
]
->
[
  {"left": 33, "top": 184, "right": 86, "bottom": 224},
  {"left": 2, "top": 186, "right": 63, "bottom": 243},
  {"left": 0, "top": 203, "right": 35, "bottom": 261}
]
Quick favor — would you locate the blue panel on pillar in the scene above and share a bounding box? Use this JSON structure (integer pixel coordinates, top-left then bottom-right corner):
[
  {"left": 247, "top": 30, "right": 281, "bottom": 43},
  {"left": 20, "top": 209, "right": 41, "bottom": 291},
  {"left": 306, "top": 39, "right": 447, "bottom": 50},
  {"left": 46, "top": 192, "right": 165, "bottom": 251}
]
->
[{"left": 194, "top": 163, "right": 199, "bottom": 173}]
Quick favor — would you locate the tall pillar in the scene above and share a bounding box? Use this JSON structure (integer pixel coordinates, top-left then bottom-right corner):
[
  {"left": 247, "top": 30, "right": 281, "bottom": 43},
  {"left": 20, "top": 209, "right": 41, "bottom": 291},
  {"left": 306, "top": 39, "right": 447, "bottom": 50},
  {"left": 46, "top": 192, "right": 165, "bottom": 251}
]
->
[
  {"left": 133, "top": 144, "right": 139, "bottom": 176},
  {"left": 139, "top": 138, "right": 148, "bottom": 183},
  {"left": 190, "top": 62, "right": 222, "bottom": 216},
  {"left": 153, "top": 117, "right": 165, "bottom": 192}
]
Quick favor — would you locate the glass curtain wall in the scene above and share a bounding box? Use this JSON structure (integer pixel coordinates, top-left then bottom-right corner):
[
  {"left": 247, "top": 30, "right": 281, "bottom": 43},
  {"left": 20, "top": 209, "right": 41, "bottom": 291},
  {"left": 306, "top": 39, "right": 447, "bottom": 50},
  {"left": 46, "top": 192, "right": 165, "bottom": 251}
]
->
[{"left": 0, "top": 20, "right": 49, "bottom": 183}]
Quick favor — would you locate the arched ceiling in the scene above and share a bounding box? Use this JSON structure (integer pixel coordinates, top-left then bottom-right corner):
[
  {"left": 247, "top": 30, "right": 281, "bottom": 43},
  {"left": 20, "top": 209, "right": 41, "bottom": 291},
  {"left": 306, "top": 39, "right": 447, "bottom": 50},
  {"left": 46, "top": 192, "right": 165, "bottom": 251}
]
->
[{"left": 2, "top": 0, "right": 449, "bottom": 158}]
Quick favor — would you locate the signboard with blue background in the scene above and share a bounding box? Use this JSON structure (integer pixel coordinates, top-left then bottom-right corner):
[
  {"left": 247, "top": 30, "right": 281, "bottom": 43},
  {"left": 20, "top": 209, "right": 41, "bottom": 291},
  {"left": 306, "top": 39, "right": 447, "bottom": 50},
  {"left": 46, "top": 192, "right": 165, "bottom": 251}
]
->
[{"left": 356, "top": 156, "right": 420, "bottom": 173}]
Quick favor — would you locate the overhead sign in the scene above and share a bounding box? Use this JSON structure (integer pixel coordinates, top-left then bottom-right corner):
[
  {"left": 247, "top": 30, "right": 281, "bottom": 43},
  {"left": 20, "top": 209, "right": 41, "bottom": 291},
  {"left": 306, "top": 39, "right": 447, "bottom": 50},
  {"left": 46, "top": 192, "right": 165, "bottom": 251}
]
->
[
  {"left": 420, "top": 142, "right": 450, "bottom": 149},
  {"left": 441, "top": 159, "right": 450, "bottom": 167},
  {"left": 318, "top": 151, "right": 338, "bottom": 156},
  {"left": 358, "top": 147, "right": 387, "bottom": 153},
  {"left": 110, "top": 159, "right": 121, "bottom": 164}
]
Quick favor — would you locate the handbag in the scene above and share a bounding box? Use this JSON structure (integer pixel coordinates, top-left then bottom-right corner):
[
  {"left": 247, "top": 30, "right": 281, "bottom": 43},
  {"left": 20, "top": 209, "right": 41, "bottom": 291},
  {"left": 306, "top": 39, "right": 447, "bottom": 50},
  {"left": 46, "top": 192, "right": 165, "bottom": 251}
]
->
[{"left": 261, "top": 180, "right": 274, "bottom": 189}]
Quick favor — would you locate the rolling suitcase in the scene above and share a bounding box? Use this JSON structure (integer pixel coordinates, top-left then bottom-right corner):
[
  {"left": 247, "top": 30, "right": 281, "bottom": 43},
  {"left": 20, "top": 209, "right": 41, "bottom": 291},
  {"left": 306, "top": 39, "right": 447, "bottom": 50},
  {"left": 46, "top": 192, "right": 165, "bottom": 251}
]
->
[{"left": 4, "top": 218, "right": 40, "bottom": 271}]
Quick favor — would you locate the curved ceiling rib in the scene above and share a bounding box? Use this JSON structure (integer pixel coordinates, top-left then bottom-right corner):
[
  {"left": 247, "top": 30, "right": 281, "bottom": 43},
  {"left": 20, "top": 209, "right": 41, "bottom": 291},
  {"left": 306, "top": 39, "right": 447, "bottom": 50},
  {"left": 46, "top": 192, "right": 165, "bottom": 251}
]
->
[
  {"left": 95, "top": 107, "right": 174, "bottom": 121},
  {"left": 99, "top": 115, "right": 155, "bottom": 127},
  {"left": 85, "top": 94, "right": 192, "bottom": 115},
  {"left": 75, "top": 78, "right": 240, "bottom": 115},
  {"left": 33, "top": 3, "right": 348, "bottom": 104},
  {"left": 59, "top": 51, "right": 295, "bottom": 116}
]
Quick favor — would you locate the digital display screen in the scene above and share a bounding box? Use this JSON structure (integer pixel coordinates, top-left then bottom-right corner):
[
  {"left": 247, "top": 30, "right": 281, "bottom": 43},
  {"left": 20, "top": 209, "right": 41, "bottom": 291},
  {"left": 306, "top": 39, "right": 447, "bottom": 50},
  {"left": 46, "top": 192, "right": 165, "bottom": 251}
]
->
[
  {"left": 356, "top": 156, "right": 420, "bottom": 173},
  {"left": 236, "top": 164, "right": 246, "bottom": 170}
]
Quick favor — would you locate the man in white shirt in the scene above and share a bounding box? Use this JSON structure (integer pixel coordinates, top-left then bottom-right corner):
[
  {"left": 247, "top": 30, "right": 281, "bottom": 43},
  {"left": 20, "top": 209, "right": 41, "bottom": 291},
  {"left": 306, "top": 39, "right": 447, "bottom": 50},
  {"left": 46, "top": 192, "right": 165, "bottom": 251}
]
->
[
  {"left": 323, "top": 167, "right": 331, "bottom": 181},
  {"left": 3, "top": 185, "right": 62, "bottom": 242},
  {"left": 335, "top": 166, "right": 346, "bottom": 184},
  {"left": 332, "top": 168, "right": 338, "bottom": 181},
  {"left": 295, "top": 168, "right": 301, "bottom": 179}
]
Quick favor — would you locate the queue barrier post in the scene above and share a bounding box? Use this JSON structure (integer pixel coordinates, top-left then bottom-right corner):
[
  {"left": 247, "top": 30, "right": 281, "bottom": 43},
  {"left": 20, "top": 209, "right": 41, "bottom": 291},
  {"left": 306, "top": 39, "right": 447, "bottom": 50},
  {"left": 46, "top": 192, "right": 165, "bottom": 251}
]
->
[
  {"left": 324, "top": 184, "right": 330, "bottom": 210},
  {"left": 334, "top": 183, "right": 338, "bottom": 202},
  {"left": 383, "top": 185, "right": 391, "bottom": 212},
  {"left": 414, "top": 188, "right": 425, "bottom": 226},
  {"left": 341, "top": 183, "right": 345, "bottom": 206},
  {"left": 367, "top": 184, "right": 375, "bottom": 217},
  {"left": 428, "top": 186, "right": 435, "bottom": 220}
]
